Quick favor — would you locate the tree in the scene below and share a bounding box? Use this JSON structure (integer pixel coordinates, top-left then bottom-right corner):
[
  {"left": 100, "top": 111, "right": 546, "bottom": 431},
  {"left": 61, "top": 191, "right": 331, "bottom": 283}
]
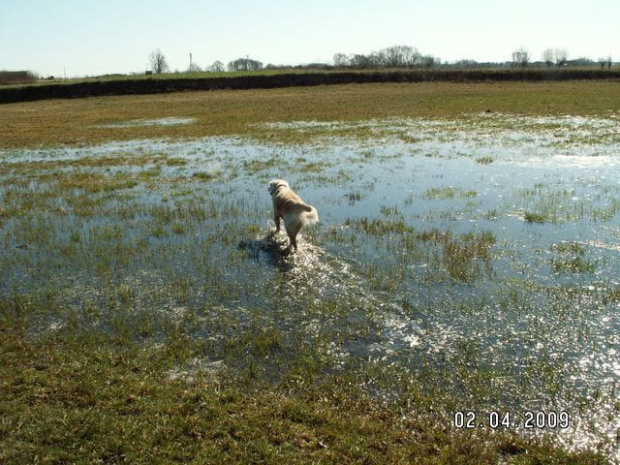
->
[
  {"left": 381, "top": 45, "right": 421, "bottom": 68},
  {"left": 188, "top": 62, "right": 202, "bottom": 73},
  {"left": 149, "top": 49, "right": 169, "bottom": 74},
  {"left": 210, "top": 60, "right": 224, "bottom": 73},
  {"left": 542, "top": 49, "right": 554, "bottom": 67},
  {"left": 542, "top": 48, "right": 568, "bottom": 67},
  {"left": 554, "top": 48, "right": 568, "bottom": 67},
  {"left": 333, "top": 45, "right": 436, "bottom": 70},
  {"left": 596, "top": 56, "right": 612, "bottom": 69},
  {"left": 512, "top": 48, "right": 530, "bottom": 69},
  {"left": 333, "top": 53, "right": 350, "bottom": 68},
  {"left": 227, "top": 57, "right": 263, "bottom": 72},
  {"left": 420, "top": 55, "right": 439, "bottom": 68},
  {"left": 349, "top": 54, "right": 372, "bottom": 69}
]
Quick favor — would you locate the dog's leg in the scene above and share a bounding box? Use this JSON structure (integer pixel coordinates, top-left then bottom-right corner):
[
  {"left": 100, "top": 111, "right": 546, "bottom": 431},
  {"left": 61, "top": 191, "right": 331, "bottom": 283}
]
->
[
  {"left": 286, "top": 222, "right": 303, "bottom": 250},
  {"left": 274, "top": 210, "right": 281, "bottom": 232}
]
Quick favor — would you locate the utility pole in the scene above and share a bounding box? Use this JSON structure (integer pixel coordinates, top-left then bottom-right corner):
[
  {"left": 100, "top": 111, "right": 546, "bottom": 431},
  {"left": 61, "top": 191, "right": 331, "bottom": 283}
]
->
[{"left": 190, "top": 52, "right": 193, "bottom": 72}]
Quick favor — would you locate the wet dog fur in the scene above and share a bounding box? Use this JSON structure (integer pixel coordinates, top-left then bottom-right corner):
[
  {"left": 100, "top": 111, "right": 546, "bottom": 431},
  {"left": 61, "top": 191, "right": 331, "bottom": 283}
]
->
[{"left": 268, "top": 179, "right": 319, "bottom": 250}]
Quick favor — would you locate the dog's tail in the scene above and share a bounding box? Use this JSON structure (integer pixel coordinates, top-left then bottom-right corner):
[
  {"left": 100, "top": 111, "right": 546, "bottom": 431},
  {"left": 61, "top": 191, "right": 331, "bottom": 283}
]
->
[{"left": 301, "top": 205, "right": 319, "bottom": 226}]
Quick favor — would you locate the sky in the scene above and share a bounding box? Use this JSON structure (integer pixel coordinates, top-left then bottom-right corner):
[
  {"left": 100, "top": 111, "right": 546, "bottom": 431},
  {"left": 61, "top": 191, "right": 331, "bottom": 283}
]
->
[{"left": 2, "top": 0, "right": 619, "bottom": 78}]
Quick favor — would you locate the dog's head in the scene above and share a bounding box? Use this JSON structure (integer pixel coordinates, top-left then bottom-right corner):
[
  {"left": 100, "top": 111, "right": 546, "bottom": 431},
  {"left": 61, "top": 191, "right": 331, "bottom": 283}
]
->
[{"left": 268, "top": 179, "right": 289, "bottom": 196}]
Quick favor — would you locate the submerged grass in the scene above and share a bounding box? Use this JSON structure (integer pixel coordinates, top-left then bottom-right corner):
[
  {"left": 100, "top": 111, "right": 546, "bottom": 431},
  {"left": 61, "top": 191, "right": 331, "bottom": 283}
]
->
[
  {"left": 550, "top": 242, "right": 596, "bottom": 274},
  {"left": 345, "top": 216, "right": 414, "bottom": 235},
  {"left": 419, "top": 229, "right": 496, "bottom": 283},
  {"left": 424, "top": 187, "right": 478, "bottom": 200}
]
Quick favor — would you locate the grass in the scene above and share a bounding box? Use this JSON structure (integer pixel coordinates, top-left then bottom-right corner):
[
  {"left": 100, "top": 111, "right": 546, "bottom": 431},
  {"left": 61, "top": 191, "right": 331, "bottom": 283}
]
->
[
  {"left": 552, "top": 256, "right": 596, "bottom": 274},
  {"left": 1, "top": 82, "right": 618, "bottom": 464},
  {"left": 424, "top": 187, "right": 478, "bottom": 199},
  {"left": 0, "top": 325, "right": 608, "bottom": 465},
  {"left": 524, "top": 211, "right": 546, "bottom": 223},
  {"left": 419, "top": 229, "right": 496, "bottom": 283},
  {"left": 550, "top": 242, "right": 596, "bottom": 274},
  {"left": 1, "top": 81, "right": 620, "bottom": 149},
  {"left": 345, "top": 217, "right": 414, "bottom": 235}
]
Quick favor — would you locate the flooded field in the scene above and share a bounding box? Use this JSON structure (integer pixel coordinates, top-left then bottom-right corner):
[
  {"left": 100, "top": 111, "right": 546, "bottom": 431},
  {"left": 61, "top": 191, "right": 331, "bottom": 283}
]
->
[{"left": 2, "top": 113, "right": 620, "bottom": 459}]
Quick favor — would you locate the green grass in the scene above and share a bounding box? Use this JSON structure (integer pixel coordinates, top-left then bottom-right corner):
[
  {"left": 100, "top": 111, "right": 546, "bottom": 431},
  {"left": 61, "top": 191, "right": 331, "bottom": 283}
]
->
[
  {"left": 524, "top": 211, "right": 546, "bottom": 223},
  {"left": 552, "top": 256, "right": 596, "bottom": 274},
  {"left": 424, "top": 187, "right": 478, "bottom": 199},
  {"left": 2, "top": 81, "right": 620, "bottom": 149},
  {"left": 419, "top": 229, "right": 496, "bottom": 283},
  {"left": 0, "top": 325, "right": 607, "bottom": 465},
  {"left": 345, "top": 217, "right": 414, "bottom": 235},
  {"left": 550, "top": 242, "right": 596, "bottom": 274}
]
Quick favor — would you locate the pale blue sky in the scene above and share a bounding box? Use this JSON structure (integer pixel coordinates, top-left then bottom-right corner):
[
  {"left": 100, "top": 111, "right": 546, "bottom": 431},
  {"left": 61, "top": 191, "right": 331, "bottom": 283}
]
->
[{"left": 2, "top": 0, "right": 618, "bottom": 77}]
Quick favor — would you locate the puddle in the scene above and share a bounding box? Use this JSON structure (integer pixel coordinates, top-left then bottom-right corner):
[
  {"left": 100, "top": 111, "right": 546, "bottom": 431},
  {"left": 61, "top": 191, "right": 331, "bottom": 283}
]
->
[
  {"left": 97, "top": 117, "right": 197, "bottom": 128},
  {"left": 2, "top": 114, "right": 620, "bottom": 458}
]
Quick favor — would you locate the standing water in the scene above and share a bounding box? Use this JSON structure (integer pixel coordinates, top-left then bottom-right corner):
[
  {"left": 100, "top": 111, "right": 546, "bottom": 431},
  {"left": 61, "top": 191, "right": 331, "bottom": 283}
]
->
[{"left": 1, "top": 113, "right": 619, "bottom": 458}]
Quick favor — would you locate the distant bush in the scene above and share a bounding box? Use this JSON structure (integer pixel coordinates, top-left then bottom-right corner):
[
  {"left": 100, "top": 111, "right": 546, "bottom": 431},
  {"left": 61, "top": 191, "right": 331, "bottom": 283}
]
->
[{"left": 227, "top": 57, "right": 263, "bottom": 72}]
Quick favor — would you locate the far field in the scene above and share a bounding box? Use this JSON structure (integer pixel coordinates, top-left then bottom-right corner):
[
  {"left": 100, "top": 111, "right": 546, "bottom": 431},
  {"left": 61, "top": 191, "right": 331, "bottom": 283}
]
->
[
  {"left": 1, "top": 81, "right": 619, "bottom": 148},
  {"left": 1, "top": 81, "right": 619, "bottom": 464}
]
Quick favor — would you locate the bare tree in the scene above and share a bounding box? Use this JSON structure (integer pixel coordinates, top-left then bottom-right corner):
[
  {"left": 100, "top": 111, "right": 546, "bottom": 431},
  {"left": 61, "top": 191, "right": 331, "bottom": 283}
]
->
[
  {"left": 368, "top": 52, "right": 383, "bottom": 68},
  {"left": 333, "top": 53, "right": 350, "bottom": 68},
  {"left": 542, "top": 49, "right": 554, "bottom": 67},
  {"left": 382, "top": 46, "right": 402, "bottom": 67},
  {"left": 598, "top": 56, "right": 613, "bottom": 69},
  {"left": 554, "top": 48, "right": 568, "bottom": 67},
  {"left": 420, "top": 55, "right": 439, "bottom": 68},
  {"left": 188, "top": 62, "right": 202, "bottom": 73},
  {"left": 512, "top": 47, "right": 530, "bottom": 69},
  {"left": 541, "top": 48, "right": 568, "bottom": 67},
  {"left": 333, "top": 45, "right": 436, "bottom": 70},
  {"left": 210, "top": 60, "right": 224, "bottom": 73},
  {"left": 380, "top": 45, "right": 416, "bottom": 67},
  {"left": 349, "top": 54, "right": 372, "bottom": 69},
  {"left": 149, "top": 49, "right": 169, "bottom": 74}
]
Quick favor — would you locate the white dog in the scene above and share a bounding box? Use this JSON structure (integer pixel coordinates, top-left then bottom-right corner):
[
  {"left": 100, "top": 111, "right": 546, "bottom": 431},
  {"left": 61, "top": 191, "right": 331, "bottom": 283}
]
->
[{"left": 268, "top": 179, "right": 319, "bottom": 250}]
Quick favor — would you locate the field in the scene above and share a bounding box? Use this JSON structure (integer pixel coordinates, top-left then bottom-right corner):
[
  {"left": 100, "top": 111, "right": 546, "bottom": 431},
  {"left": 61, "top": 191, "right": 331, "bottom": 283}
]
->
[
  {"left": 1, "top": 82, "right": 620, "bottom": 464},
  {"left": 2, "top": 68, "right": 620, "bottom": 104}
]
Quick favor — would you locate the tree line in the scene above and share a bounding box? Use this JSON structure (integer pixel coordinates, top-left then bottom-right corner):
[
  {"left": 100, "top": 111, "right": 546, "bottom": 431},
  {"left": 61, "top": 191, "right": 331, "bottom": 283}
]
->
[
  {"left": 147, "top": 45, "right": 438, "bottom": 75},
  {"left": 149, "top": 49, "right": 263, "bottom": 74},
  {"left": 512, "top": 47, "right": 613, "bottom": 69},
  {"left": 147, "top": 45, "right": 614, "bottom": 75},
  {"left": 333, "top": 45, "right": 438, "bottom": 69}
]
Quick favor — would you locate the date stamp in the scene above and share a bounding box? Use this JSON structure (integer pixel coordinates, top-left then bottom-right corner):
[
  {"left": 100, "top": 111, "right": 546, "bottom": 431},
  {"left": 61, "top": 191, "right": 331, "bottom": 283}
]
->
[{"left": 453, "top": 411, "right": 570, "bottom": 430}]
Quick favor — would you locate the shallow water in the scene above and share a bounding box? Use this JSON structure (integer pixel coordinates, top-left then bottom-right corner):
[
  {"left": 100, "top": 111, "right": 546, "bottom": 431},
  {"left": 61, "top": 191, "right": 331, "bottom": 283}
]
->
[
  {"left": 2, "top": 114, "right": 620, "bottom": 458},
  {"left": 97, "top": 117, "right": 198, "bottom": 128}
]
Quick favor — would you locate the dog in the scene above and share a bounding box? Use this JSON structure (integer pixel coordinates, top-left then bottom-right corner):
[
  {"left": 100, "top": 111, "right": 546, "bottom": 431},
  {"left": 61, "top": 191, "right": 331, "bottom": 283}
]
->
[{"left": 268, "top": 179, "right": 319, "bottom": 250}]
